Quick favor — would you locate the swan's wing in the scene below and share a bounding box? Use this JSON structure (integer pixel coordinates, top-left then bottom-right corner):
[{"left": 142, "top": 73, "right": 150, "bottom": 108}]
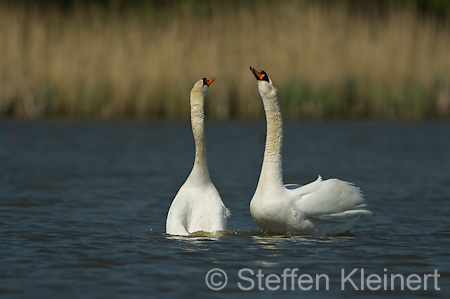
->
[
  {"left": 285, "top": 175, "right": 323, "bottom": 194},
  {"left": 184, "top": 183, "right": 229, "bottom": 233},
  {"left": 289, "top": 177, "right": 372, "bottom": 220},
  {"left": 166, "top": 190, "right": 190, "bottom": 236}
]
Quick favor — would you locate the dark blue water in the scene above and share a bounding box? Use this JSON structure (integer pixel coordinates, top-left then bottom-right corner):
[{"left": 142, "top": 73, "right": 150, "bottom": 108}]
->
[{"left": 1, "top": 121, "right": 449, "bottom": 298}]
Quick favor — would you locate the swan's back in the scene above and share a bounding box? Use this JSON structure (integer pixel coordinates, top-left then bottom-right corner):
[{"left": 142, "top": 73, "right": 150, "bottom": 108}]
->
[{"left": 166, "top": 182, "right": 229, "bottom": 235}]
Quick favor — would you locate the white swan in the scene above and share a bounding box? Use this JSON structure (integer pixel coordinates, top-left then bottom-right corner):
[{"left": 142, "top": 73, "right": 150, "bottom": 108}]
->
[
  {"left": 166, "top": 77, "right": 230, "bottom": 236},
  {"left": 249, "top": 67, "right": 371, "bottom": 235}
]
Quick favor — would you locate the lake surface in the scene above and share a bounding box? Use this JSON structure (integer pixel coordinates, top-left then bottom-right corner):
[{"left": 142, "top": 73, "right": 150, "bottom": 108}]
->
[{"left": 1, "top": 121, "right": 449, "bottom": 298}]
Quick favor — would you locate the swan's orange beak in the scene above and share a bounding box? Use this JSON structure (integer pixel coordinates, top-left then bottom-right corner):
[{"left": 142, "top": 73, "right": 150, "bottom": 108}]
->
[
  {"left": 249, "top": 66, "right": 265, "bottom": 80},
  {"left": 204, "top": 77, "right": 215, "bottom": 86}
]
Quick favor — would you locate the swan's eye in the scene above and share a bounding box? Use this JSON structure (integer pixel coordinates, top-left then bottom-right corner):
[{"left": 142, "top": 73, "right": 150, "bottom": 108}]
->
[{"left": 202, "top": 78, "right": 208, "bottom": 86}]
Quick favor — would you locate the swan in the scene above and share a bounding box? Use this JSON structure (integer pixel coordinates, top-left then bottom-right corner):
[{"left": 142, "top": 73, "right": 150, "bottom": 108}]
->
[
  {"left": 166, "top": 77, "right": 230, "bottom": 236},
  {"left": 249, "top": 66, "right": 371, "bottom": 235}
]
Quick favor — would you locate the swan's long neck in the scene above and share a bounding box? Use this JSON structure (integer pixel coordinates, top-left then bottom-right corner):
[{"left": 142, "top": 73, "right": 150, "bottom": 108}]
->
[
  {"left": 186, "top": 89, "right": 211, "bottom": 186},
  {"left": 257, "top": 88, "right": 284, "bottom": 189}
]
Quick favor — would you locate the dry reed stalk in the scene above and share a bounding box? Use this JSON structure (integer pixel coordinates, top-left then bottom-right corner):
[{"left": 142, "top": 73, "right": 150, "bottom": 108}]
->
[{"left": 0, "top": 1, "right": 449, "bottom": 119}]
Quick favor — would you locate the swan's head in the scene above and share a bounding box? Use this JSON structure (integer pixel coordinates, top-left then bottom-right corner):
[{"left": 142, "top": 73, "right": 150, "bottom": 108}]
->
[
  {"left": 192, "top": 77, "right": 215, "bottom": 97},
  {"left": 249, "top": 66, "right": 277, "bottom": 97}
]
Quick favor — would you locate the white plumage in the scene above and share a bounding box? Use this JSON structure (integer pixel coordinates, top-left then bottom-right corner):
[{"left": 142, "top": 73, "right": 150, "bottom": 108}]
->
[
  {"left": 249, "top": 67, "right": 371, "bottom": 235},
  {"left": 166, "top": 78, "right": 230, "bottom": 236}
]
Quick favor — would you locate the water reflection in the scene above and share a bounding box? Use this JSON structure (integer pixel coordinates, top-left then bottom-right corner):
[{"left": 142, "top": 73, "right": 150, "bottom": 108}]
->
[
  {"left": 251, "top": 235, "right": 289, "bottom": 250},
  {"left": 165, "top": 235, "right": 221, "bottom": 244}
]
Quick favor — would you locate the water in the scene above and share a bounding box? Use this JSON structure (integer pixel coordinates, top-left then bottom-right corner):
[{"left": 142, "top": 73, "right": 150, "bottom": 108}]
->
[{"left": 1, "top": 121, "right": 449, "bottom": 298}]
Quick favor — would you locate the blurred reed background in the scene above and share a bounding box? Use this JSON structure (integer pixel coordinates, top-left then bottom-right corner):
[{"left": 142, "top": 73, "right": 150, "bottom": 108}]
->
[{"left": 1, "top": 0, "right": 449, "bottom": 120}]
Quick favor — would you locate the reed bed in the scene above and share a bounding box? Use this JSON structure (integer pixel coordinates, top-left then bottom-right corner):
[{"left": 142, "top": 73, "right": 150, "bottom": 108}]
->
[{"left": 1, "top": 1, "right": 449, "bottom": 120}]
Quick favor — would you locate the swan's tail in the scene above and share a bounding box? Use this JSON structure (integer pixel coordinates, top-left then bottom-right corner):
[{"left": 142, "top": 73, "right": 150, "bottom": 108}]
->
[
  {"left": 315, "top": 204, "right": 372, "bottom": 220},
  {"left": 313, "top": 209, "right": 372, "bottom": 235}
]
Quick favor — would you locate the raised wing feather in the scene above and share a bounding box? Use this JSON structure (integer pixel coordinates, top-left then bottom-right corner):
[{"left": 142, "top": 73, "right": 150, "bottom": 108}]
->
[{"left": 288, "top": 176, "right": 371, "bottom": 220}]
